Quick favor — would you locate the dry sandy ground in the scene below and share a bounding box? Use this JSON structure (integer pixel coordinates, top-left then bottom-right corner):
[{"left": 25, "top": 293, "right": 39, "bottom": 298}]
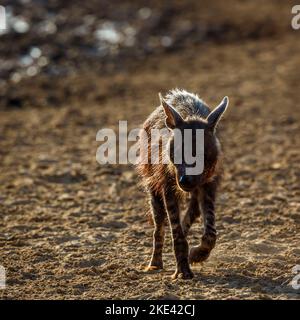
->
[{"left": 0, "top": 14, "right": 300, "bottom": 299}]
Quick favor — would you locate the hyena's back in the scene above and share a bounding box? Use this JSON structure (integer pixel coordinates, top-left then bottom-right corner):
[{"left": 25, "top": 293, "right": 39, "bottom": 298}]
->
[{"left": 145, "top": 89, "right": 211, "bottom": 131}]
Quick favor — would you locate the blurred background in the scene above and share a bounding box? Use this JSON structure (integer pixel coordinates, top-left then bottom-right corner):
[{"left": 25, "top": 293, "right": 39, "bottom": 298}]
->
[
  {"left": 0, "top": 0, "right": 296, "bottom": 108},
  {"left": 0, "top": 1, "right": 299, "bottom": 299}
]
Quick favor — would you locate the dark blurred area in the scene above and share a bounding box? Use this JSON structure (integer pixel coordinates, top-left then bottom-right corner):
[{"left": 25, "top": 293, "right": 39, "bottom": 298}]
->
[{"left": 0, "top": 0, "right": 296, "bottom": 109}]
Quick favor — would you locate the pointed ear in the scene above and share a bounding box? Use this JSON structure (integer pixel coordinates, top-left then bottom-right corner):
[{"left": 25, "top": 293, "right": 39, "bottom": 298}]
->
[
  {"left": 159, "top": 93, "right": 184, "bottom": 129},
  {"left": 207, "top": 96, "right": 229, "bottom": 130}
]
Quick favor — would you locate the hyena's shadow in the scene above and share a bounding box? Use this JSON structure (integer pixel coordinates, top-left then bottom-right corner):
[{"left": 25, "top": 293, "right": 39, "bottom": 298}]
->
[
  {"left": 139, "top": 253, "right": 292, "bottom": 295},
  {"left": 190, "top": 268, "right": 289, "bottom": 294}
]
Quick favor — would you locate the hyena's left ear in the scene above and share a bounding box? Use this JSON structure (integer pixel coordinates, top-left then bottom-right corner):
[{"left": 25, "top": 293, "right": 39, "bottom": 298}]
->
[
  {"left": 207, "top": 96, "right": 229, "bottom": 131},
  {"left": 159, "top": 93, "right": 184, "bottom": 129}
]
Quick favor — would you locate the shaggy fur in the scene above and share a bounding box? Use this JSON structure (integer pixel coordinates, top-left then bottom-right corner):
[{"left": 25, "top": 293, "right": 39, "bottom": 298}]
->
[{"left": 137, "top": 89, "right": 229, "bottom": 279}]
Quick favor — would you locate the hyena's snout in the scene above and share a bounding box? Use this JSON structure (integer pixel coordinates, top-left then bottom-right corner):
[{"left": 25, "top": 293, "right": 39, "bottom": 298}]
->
[{"left": 178, "top": 175, "right": 197, "bottom": 192}]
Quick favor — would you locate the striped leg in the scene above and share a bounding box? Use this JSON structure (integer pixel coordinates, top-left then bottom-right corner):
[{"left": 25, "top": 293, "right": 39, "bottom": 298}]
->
[
  {"left": 189, "top": 182, "right": 217, "bottom": 264},
  {"left": 164, "top": 185, "right": 193, "bottom": 279},
  {"left": 146, "top": 191, "right": 167, "bottom": 271},
  {"left": 181, "top": 191, "right": 201, "bottom": 237}
]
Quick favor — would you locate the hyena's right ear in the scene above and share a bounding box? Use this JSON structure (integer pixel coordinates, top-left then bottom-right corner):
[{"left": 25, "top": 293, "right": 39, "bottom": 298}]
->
[
  {"left": 207, "top": 96, "right": 229, "bottom": 131},
  {"left": 159, "top": 93, "right": 184, "bottom": 129}
]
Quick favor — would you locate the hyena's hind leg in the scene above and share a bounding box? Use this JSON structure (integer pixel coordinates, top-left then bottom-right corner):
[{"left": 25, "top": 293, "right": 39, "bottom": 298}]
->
[
  {"left": 181, "top": 191, "right": 201, "bottom": 237},
  {"left": 189, "top": 181, "right": 218, "bottom": 264},
  {"left": 146, "top": 190, "right": 167, "bottom": 271}
]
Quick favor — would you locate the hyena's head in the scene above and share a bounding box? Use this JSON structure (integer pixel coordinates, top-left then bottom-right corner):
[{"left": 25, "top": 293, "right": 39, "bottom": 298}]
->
[{"left": 160, "top": 94, "right": 229, "bottom": 192}]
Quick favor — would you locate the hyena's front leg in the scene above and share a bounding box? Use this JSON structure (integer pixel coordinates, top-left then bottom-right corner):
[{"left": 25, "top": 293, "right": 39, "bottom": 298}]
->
[
  {"left": 189, "top": 182, "right": 217, "bottom": 264},
  {"left": 146, "top": 191, "right": 167, "bottom": 271},
  {"left": 164, "top": 186, "right": 193, "bottom": 279},
  {"left": 181, "top": 191, "right": 201, "bottom": 237}
]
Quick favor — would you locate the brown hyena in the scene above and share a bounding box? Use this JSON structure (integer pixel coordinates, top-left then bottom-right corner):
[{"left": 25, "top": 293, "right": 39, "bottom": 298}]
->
[{"left": 137, "top": 89, "right": 229, "bottom": 279}]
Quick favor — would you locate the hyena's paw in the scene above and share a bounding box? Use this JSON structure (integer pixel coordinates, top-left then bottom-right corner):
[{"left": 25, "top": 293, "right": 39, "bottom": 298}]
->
[
  {"left": 171, "top": 265, "right": 194, "bottom": 280},
  {"left": 145, "top": 259, "right": 163, "bottom": 272},
  {"left": 189, "top": 246, "right": 210, "bottom": 264},
  {"left": 145, "top": 265, "right": 163, "bottom": 272}
]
